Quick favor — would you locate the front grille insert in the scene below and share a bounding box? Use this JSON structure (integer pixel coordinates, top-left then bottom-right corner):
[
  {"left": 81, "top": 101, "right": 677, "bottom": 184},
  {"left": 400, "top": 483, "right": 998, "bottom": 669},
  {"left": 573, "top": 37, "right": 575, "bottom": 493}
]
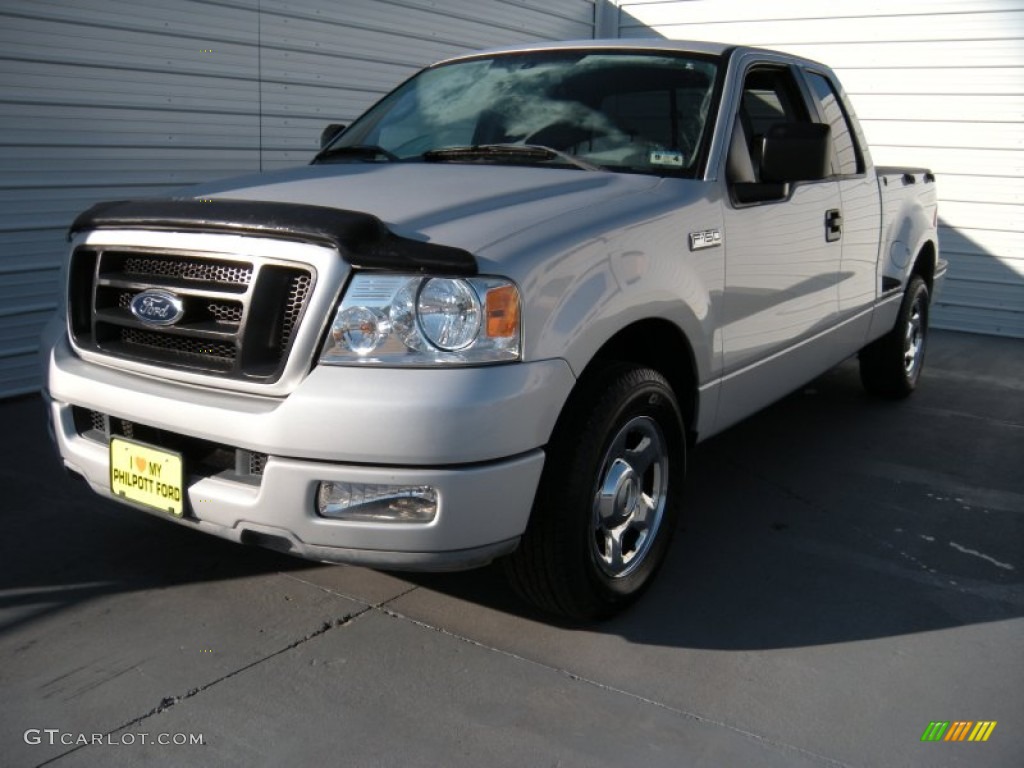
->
[
  {"left": 208, "top": 301, "right": 243, "bottom": 323},
  {"left": 121, "top": 327, "right": 237, "bottom": 365},
  {"left": 282, "top": 273, "right": 312, "bottom": 351},
  {"left": 69, "top": 246, "right": 315, "bottom": 382},
  {"left": 246, "top": 451, "right": 269, "bottom": 475},
  {"left": 73, "top": 407, "right": 268, "bottom": 480},
  {"left": 122, "top": 255, "right": 253, "bottom": 285}
]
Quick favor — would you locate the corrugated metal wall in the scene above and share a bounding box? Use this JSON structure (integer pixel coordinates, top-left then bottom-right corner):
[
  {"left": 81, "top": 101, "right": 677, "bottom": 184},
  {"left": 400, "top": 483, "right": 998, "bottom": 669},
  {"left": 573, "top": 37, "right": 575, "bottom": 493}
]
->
[
  {"left": 258, "top": 0, "right": 596, "bottom": 169},
  {"left": 0, "top": 0, "right": 596, "bottom": 397},
  {"left": 615, "top": 0, "right": 1024, "bottom": 337}
]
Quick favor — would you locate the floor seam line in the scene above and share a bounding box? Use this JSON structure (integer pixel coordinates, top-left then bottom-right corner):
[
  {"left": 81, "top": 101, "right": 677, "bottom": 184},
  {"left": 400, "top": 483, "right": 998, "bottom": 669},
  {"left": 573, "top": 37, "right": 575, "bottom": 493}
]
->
[
  {"left": 377, "top": 606, "right": 853, "bottom": 768},
  {"left": 33, "top": 605, "right": 373, "bottom": 768},
  {"left": 277, "top": 572, "right": 420, "bottom": 610}
]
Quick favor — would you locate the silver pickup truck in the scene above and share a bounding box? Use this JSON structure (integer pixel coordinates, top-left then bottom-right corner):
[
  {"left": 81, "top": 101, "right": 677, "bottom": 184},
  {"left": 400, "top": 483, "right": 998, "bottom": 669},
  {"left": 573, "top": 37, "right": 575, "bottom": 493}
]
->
[{"left": 42, "top": 40, "right": 943, "bottom": 619}]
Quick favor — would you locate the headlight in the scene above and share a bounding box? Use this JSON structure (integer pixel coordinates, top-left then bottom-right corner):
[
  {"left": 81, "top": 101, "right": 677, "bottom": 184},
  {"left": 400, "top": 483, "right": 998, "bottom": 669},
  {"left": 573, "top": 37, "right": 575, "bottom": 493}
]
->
[
  {"left": 417, "top": 278, "right": 481, "bottom": 351},
  {"left": 319, "top": 274, "right": 521, "bottom": 365}
]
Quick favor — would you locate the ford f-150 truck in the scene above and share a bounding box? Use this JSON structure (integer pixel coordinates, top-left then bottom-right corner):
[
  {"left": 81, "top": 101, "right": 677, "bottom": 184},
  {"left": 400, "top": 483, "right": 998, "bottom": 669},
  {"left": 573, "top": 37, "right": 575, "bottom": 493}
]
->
[{"left": 42, "top": 40, "right": 944, "bottom": 619}]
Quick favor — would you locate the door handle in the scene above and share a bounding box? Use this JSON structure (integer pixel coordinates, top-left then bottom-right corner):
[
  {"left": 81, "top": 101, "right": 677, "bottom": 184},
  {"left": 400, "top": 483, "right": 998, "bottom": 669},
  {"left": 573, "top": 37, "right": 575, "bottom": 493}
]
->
[{"left": 825, "top": 209, "right": 842, "bottom": 242}]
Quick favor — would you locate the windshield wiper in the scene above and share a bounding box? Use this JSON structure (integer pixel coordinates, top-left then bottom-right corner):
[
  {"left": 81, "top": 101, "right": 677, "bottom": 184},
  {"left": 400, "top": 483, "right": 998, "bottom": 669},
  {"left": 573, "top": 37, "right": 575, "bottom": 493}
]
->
[
  {"left": 423, "top": 144, "right": 600, "bottom": 172},
  {"left": 314, "top": 144, "right": 399, "bottom": 163}
]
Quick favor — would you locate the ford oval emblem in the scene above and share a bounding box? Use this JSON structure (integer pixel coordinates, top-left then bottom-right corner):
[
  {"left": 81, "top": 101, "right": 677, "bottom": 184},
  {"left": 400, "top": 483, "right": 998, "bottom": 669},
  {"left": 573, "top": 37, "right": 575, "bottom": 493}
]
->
[{"left": 130, "top": 290, "right": 185, "bottom": 326}]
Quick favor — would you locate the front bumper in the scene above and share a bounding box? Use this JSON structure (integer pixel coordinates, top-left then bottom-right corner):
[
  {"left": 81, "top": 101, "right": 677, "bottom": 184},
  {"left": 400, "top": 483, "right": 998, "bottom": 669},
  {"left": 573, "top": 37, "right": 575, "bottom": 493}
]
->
[{"left": 44, "top": 326, "right": 574, "bottom": 569}]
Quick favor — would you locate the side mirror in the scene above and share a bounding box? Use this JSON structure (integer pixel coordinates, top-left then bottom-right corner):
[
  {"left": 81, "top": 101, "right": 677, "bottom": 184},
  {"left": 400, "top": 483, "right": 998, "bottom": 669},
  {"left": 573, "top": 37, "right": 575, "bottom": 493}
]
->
[
  {"left": 732, "top": 181, "right": 790, "bottom": 205},
  {"left": 759, "top": 123, "right": 832, "bottom": 183},
  {"left": 320, "top": 123, "right": 347, "bottom": 149}
]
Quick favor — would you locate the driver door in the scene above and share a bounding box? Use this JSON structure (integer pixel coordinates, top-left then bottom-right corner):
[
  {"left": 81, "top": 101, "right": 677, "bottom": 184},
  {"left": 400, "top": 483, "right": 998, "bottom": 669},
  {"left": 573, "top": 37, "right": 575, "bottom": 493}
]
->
[{"left": 717, "top": 64, "right": 843, "bottom": 429}]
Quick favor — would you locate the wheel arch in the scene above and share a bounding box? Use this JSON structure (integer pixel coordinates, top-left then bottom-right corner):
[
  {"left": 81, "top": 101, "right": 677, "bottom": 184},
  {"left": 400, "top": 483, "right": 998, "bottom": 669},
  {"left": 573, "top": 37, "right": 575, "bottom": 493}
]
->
[
  {"left": 911, "top": 239, "right": 938, "bottom": 294},
  {"left": 574, "top": 318, "right": 700, "bottom": 445}
]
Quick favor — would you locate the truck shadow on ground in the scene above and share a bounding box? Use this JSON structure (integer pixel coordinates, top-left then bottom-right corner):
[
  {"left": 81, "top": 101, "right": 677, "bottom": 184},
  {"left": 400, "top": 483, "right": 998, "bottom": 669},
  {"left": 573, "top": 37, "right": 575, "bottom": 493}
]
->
[{"left": 407, "top": 353, "right": 1024, "bottom": 649}]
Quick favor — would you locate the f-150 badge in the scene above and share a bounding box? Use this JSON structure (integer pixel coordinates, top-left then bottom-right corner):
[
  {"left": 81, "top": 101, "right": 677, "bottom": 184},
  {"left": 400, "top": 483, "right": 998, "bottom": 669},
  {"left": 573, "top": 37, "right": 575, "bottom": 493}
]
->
[{"left": 689, "top": 229, "right": 722, "bottom": 251}]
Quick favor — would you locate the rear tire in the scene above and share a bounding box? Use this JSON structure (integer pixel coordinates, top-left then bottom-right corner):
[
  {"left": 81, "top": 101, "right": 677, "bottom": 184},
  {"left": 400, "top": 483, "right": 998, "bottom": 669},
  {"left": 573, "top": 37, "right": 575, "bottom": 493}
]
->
[
  {"left": 859, "top": 276, "right": 930, "bottom": 398},
  {"left": 504, "top": 362, "right": 686, "bottom": 621}
]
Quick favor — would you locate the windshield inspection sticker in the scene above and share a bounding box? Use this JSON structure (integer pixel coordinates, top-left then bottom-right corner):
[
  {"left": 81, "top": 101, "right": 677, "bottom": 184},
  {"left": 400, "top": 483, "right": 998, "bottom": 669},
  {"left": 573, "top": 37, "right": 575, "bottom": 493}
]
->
[{"left": 649, "top": 150, "right": 684, "bottom": 167}]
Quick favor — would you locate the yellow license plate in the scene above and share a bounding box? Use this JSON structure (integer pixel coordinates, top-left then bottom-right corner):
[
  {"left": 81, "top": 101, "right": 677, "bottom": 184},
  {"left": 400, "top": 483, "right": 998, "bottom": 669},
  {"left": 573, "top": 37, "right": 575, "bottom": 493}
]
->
[{"left": 110, "top": 437, "right": 184, "bottom": 517}]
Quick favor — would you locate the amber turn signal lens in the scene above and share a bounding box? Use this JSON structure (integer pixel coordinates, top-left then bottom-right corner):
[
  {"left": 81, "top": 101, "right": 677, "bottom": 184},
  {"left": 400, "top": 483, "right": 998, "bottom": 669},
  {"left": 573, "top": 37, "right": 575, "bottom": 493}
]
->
[{"left": 485, "top": 284, "right": 520, "bottom": 338}]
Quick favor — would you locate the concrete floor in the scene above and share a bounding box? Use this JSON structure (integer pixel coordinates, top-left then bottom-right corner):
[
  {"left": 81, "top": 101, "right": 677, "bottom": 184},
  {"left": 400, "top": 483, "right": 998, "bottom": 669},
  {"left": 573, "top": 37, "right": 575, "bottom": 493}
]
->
[{"left": 1, "top": 330, "right": 1021, "bottom": 767}]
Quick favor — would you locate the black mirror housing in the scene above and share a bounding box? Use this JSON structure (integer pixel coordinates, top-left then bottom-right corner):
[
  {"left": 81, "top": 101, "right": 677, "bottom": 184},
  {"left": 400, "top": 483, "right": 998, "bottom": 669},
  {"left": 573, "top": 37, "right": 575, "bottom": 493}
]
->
[
  {"left": 732, "top": 182, "right": 790, "bottom": 204},
  {"left": 760, "top": 123, "right": 831, "bottom": 183},
  {"left": 320, "top": 123, "right": 347, "bottom": 149}
]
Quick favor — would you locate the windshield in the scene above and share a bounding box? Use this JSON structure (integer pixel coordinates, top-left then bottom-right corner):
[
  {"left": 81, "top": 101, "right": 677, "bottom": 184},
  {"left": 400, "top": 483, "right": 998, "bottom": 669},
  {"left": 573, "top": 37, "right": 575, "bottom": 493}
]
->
[{"left": 317, "top": 50, "right": 720, "bottom": 176}]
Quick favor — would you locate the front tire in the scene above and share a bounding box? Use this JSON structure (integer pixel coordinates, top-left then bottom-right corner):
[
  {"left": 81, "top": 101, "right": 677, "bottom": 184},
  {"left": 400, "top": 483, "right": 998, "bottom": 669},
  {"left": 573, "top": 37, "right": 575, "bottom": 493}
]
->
[
  {"left": 859, "top": 276, "right": 930, "bottom": 398},
  {"left": 505, "top": 363, "right": 685, "bottom": 620}
]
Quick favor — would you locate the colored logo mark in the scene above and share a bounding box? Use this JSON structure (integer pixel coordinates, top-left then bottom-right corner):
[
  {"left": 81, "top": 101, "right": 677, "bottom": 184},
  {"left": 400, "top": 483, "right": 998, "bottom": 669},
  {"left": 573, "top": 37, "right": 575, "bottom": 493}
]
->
[
  {"left": 130, "top": 289, "right": 184, "bottom": 327},
  {"left": 921, "top": 721, "right": 997, "bottom": 742}
]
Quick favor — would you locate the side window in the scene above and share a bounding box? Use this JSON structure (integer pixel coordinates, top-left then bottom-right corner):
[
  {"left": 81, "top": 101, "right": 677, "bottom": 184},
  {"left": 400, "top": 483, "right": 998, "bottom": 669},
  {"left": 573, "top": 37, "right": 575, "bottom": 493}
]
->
[
  {"left": 805, "top": 72, "right": 863, "bottom": 176},
  {"left": 727, "top": 66, "right": 812, "bottom": 188},
  {"left": 740, "top": 68, "right": 810, "bottom": 136}
]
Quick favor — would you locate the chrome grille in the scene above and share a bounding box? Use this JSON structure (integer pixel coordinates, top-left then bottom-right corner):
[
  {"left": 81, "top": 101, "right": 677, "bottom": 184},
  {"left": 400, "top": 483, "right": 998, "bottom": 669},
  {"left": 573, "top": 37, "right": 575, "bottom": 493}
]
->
[{"left": 69, "top": 247, "right": 315, "bottom": 382}]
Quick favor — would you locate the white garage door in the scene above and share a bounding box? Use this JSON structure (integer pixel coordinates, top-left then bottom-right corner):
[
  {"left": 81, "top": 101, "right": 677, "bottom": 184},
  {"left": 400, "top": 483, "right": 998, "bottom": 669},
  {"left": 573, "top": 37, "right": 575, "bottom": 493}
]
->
[{"left": 614, "top": 0, "right": 1024, "bottom": 337}]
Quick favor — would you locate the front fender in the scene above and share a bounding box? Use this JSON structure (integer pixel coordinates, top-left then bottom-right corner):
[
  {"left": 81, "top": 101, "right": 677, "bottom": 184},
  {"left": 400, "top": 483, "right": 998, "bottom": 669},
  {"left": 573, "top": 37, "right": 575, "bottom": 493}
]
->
[{"left": 512, "top": 189, "right": 724, "bottom": 387}]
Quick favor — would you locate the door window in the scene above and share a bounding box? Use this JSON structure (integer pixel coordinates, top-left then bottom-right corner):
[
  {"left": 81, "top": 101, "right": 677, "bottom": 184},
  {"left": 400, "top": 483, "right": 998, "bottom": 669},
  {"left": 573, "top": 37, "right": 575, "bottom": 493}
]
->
[
  {"left": 805, "top": 72, "right": 863, "bottom": 176},
  {"left": 726, "top": 66, "right": 816, "bottom": 197}
]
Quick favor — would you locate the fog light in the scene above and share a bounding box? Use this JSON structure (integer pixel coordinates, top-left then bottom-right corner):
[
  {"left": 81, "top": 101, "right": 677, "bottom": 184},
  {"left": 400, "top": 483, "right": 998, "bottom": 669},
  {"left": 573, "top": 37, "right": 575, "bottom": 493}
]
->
[{"left": 316, "top": 482, "right": 437, "bottom": 523}]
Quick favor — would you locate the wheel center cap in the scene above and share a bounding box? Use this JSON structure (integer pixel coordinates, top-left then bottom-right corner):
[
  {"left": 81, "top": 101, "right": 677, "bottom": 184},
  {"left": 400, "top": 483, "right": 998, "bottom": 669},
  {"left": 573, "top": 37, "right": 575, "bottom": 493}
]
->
[
  {"left": 615, "top": 475, "right": 638, "bottom": 515},
  {"left": 598, "top": 459, "right": 638, "bottom": 525}
]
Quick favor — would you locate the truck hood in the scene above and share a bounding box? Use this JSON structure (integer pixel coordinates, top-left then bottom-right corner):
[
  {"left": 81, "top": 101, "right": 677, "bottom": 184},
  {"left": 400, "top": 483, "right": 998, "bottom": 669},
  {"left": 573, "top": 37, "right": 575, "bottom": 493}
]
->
[{"left": 189, "top": 163, "right": 663, "bottom": 257}]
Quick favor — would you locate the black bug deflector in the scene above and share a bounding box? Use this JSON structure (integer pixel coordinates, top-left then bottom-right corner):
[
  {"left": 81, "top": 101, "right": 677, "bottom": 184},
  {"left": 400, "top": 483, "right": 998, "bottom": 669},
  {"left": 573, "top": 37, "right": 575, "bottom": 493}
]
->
[{"left": 69, "top": 198, "right": 478, "bottom": 276}]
